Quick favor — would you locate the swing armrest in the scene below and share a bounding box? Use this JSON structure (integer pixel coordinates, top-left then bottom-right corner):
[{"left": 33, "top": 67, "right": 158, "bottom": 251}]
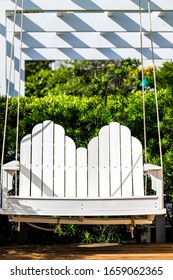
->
[
  {"left": 2, "top": 160, "right": 19, "bottom": 190},
  {"left": 144, "top": 163, "right": 164, "bottom": 210},
  {"left": 1, "top": 161, "right": 19, "bottom": 210},
  {"left": 2, "top": 160, "right": 20, "bottom": 172},
  {"left": 144, "top": 163, "right": 162, "bottom": 172}
]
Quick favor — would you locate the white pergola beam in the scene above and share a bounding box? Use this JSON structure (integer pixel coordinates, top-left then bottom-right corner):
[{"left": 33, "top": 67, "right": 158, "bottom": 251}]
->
[
  {"left": 0, "top": 10, "right": 6, "bottom": 96},
  {"left": 1, "top": 1, "right": 173, "bottom": 97},
  {"left": 8, "top": 32, "right": 173, "bottom": 49},
  {"left": 1, "top": 0, "right": 173, "bottom": 12},
  {"left": 6, "top": 12, "right": 173, "bottom": 33},
  {"left": 15, "top": 47, "right": 173, "bottom": 61}
]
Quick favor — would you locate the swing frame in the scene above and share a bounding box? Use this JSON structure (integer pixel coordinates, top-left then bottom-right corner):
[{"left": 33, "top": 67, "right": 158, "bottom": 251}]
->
[{"left": 0, "top": 0, "right": 167, "bottom": 237}]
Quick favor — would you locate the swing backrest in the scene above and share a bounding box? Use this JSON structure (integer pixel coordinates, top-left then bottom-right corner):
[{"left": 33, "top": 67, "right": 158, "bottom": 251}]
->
[{"left": 19, "top": 120, "right": 144, "bottom": 198}]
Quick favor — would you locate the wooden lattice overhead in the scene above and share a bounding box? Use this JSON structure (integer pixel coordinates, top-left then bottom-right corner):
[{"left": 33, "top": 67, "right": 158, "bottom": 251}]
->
[{"left": 0, "top": 0, "right": 173, "bottom": 96}]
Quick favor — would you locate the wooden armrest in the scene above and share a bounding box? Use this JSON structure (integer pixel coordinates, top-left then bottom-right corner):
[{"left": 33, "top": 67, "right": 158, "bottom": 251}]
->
[
  {"left": 144, "top": 163, "right": 164, "bottom": 210},
  {"left": 1, "top": 161, "right": 19, "bottom": 210},
  {"left": 144, "top": 163, "right": 162, "bottom": 172},
  {"left": 2, "top": 160, "right": 20, "bottom": 172}
]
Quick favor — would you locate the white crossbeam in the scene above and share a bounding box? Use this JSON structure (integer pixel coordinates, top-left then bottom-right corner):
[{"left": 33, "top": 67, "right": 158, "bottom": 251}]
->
[
  {"left": 14, "top": 47, "right": 173, "bottom": 61},
  {"left": 6, "top": 12, "right": 173, "bottom": 33},
  {"left": 1, "top": 0, "right": 173, "bottom": 97},
  {"left": 0, "top": 10, "right": 6, "bottom": 96},
  {"left": 7, "top": 32, "right": 173, "bottom": 49},
  {"left": 1, "top": 0, "right": 173, "bottom": 12}
]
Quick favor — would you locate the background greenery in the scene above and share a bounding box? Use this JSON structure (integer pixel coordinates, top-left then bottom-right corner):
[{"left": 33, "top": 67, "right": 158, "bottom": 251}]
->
[{"left": 0, "top": 59, "right": 173, "bottom": 244}]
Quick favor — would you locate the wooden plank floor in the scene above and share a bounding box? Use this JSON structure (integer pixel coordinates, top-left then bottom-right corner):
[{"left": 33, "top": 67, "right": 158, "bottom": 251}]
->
[{"left": 0, "top": 243, "right": 173, "bottom": 260}]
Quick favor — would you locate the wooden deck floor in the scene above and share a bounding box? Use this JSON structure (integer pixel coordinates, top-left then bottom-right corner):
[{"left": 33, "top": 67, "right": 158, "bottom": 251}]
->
[{"left": 0, "top": 243, "right": 173, "bottom": 260}]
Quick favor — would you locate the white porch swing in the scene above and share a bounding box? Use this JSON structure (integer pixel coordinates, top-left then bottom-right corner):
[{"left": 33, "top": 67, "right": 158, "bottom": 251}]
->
[{"left": 0, "top": 0, "right": 166, "bottom": 237}]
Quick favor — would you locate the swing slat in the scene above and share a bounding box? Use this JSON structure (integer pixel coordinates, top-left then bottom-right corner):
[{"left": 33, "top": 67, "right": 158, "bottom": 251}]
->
[
  {"left": 120, "top": 125, "right": 133, "bottom": 196},
  {"left": 65, "top": 136, "right": 76, "bottom": 197},
  {"left": 42, "top": 120, "right": 54, "bottom": 197},
  {"left": 54, "top": 124, "right": 65, "bottom": 197},
  {"left": 31, "top": 123, "right": 43, "bottom": 197},
  {"left": 88, "top": 137, "right": 99, "bottom": 198},
  {"left": 99, "top": 125, "right": 110, "bottom": 197},
  {"left": 109, "top": 122, "right": 121, "bottom": 197},
  {"left": 132, "top": 136, "right": 144, "bottom": 196},
  {"left": 19, "top": 134, "right": 31, "bottom": 196},
  {"left": 77, "top": 147, "right": 87, "bottom": 197}
]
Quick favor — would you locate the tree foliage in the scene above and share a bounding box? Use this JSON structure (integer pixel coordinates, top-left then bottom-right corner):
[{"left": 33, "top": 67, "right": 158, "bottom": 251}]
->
[
  {"left": 156, "top": 62, "right": 173, "bottom": 91},
  {"left": 25, "top": 59, "right": 141, "bottom": 100}
]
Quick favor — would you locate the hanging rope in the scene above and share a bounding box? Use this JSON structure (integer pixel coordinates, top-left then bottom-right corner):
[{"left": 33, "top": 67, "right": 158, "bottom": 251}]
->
[
  {"left": 139, "top": 0, "right": 148, "bottom": 194},
  {"left": 15, "top": 0, "right": 24, "bottom": 196},
  {"left": 26, "top": 222, "right": 60, "bottom": 233},
  {"left": 15, "top": 0, "right": 24, "bottom": 162},
  {"left": 147, "top": 0, "right": 163, "bottom": 169},
  {"left": 139, "top": 0, "right": 147, "bottom": 164},
  {"left": 0, "top": 0, "right": 18, "bottom": 190}
]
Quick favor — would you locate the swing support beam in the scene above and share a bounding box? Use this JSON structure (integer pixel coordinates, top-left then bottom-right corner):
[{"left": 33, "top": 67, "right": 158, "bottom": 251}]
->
[
  {"left": 9, "top": 215, "right": 155, "bottom": 239},
  {"left": 8, "top": 215, "right": 155, "bottom": 225}
]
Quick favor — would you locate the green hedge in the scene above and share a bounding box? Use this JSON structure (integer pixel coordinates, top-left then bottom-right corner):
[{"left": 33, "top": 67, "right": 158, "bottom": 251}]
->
[
  {"left": 0, "top": 90, "right": 172, "bottom": 244},
  {"left": 1, "top": 90, "right": 172, "bottom": 195}
]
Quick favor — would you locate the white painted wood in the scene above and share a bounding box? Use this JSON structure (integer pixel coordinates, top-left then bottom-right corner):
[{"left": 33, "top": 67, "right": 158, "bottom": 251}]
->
[
  {"left": 7, "top": 56, "right": 15, "bottom": 96},
  {"left": 0, "top": 10, "right": 6, "bottom": 96},
  {"left": 109, "top": 122, "right": 121, "bottom": 197},
  {"left": 77, "top": 147, "right": 87, "bottom": 197},
  {"left": 2, "top": 196, "right": 166, "bottom": 216},
  {"left": 42, "top": 120, "right": 54, "bottom": 197},
  {"left": 1, "top": 170, "right": 8, "bottom": 209},
  {"left": 10, "top": 31, "right": 173, "bottom": 49},
  {"left": 7, "top": 173, "right": 13, "bottom": 192},
  {"left": 54, "top": 124, "right": 65, "bottom": 197},
  {"left": 144, "top": 165, "right": 163, "bottom": 210},
  {"left": 31, "top": 123, "right": 43, "bottom": 197},
  {"left": 149, "top": 170, "right": 163, "bottom": 210},
  {"left": 99, "top": 125, "right": 110, "bottom": 197},
  {"left": 144, "top": 164, "right": 162, "bottom": 171},
  {"left": 2, "top": 165, "right": 19, "bottom": 208},
  {"left": 1, "top": 161, "right": 19, "bottom": 209},
  {"left": 1, "top": 120, "right": 166, "bottom": 218},
  {"left": 131, "top": 136, "right": 144, "bottom": 196},
  {"left": 2, "top": 0, "right": 173, "bottom": 12},
  {"left": 88, "top": 137, "right": 99, "bottom": 197},
  {"left": 5, "top": 50, "right": 25, "bottom": 97},
  {"left": 15, "top": 47, "right": 173, "bottom": 61},
  {"left": 2, "top": 0, "right": 173, "bottom": 99},
  {"left": 132, "top": 137, "right": 144, "bottom": 196},
  {"left": 14, "top": 55, "right": 25, "bottom": 97},
  {"left": 2, "top": 160, "right": 19, "bottom": 172},
  {"left": 65, "top": 136, "right": 76, "bottom": 197},
  {"left": 7, "top": 12, "right": 173, "bottom": 33},
  {"left": 120, "top": 125, "right": 132, "bottom": 196},
  {"left": 19, "top": 134, "right": 31, "bottom": 196}
]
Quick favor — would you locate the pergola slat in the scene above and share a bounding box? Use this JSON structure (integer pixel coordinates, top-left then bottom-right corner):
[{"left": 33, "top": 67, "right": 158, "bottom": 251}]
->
[{"left": 2, "top": 0, "right": 173, "bottom": 12}]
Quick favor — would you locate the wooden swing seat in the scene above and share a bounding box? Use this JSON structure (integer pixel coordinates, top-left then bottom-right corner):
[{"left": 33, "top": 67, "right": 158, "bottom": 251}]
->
[{"left": 1, "top": 121, "right": 166, "bottom": 227}]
